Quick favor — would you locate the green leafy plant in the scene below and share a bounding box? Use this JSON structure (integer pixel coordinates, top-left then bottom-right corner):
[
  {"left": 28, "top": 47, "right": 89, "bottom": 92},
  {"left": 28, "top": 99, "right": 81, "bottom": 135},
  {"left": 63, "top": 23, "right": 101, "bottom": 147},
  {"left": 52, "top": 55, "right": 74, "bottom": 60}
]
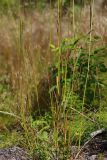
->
[{"left": 50, "top": 37, "right": 107, "bottom": 112}]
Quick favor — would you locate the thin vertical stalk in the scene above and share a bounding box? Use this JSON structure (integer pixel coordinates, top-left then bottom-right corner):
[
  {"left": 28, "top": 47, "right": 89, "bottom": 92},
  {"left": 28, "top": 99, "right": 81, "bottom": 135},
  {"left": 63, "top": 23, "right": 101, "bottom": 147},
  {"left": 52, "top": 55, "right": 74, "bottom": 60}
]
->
[
  {"left": 71, "top": 0, "right": 77, "bottom": 93},
  {"left": 72, "top": 0, "right": 75, "bottom": 37},
  {"left": 82, "top": 0, "right": 94, "bottom": 108},
  {"left": 57, "top": 0, "right": 62, "bottom": 95}
]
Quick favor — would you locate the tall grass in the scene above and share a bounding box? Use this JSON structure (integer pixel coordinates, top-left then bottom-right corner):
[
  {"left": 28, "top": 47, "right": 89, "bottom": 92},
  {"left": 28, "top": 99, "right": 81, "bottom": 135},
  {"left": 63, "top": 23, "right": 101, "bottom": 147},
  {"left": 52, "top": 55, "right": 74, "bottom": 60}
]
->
[{"left": 0, "top": 0, "right": 107, "bottom": 159}]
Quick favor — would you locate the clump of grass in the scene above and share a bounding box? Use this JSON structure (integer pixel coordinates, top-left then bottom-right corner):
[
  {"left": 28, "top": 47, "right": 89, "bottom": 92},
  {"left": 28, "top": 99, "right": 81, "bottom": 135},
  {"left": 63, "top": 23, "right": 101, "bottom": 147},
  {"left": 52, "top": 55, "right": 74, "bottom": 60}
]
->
[{"left": 0, "top": 131, "right": 23, "bottom": 149}]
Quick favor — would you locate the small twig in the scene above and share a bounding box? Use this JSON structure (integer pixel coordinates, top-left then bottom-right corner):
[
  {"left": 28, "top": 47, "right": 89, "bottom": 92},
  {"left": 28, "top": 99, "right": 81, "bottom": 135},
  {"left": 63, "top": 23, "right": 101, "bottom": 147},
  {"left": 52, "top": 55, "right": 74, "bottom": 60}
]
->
[
  {"left": 0, "top": 110, "right": 21, "bottom": 119},
  {"left": 70, "top": 106, "right": 97, "bottom": 124},
  {"left": 74, "top": 136, "right": 94, "bottom": 160}
]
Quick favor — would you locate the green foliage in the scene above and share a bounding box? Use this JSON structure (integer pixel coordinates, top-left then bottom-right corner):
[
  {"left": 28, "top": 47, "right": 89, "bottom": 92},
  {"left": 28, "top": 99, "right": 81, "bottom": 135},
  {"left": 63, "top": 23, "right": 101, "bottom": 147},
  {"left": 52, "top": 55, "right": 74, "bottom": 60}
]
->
[
  {"left": 30, "top": 114, "right": 52, "bottom": 160},
  {"left": 0, "top": 131, "right": 23, "bottom": 148},
  {"left": 0, "top": 0, "right": 19, "bottom": 15},
  {"left": 30, "top": 112, "right": 100, "bottom": 159},
  {"left": 50, "top": 37, "right": 107, "bottom": 111},
  {"left": 0, "top": 0, "right": 15, "bottom": 6},
  {"left": 0, "top": 75, "right": 14, "bottom": 113},
  {"left": 33, "top": 36, "right": 106, "bottom": 159},
  {"left": 96, "top": 111, "right": 107, "bottom": 127},
  {"left": 0, "top": 75, "right": 18, "bottom": 140},
  {"left": 0, "top": 0, "right": 17, "bottom": 9}
]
